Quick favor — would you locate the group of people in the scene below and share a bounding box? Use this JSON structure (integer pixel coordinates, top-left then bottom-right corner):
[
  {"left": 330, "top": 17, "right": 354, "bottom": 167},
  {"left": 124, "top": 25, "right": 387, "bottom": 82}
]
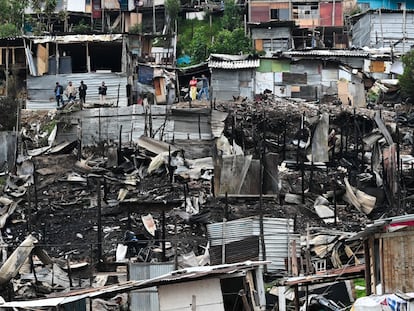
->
[
  {"left": 54, "top": 81, "right": 107, "bottom": 109},
  {"left": 189, "top": 74, "right": 209, "bottom": 101}
]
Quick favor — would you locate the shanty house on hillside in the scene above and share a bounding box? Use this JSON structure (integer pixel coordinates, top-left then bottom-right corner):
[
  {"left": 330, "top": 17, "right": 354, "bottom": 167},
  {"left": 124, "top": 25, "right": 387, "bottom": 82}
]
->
[
  {"left": 249, "top": 21, "right": 296, "bottom": 55},
  {"left": 351, "top": 214, "right": 414, "bottom": 295},
  {"left": 25, "top": 34, "right": 129, "bottom": 109},
  {"left": 257, "top": 50, "right": 368, "bottom": 101},
  {"left": 209, "top": 54, "right": 260, "bottom": 101},
  {"left": 349, "top": 9, "right": 414, "bottom": 55},
  {"left": 248, "top": 0, "right": 347, "bottom": 50}
]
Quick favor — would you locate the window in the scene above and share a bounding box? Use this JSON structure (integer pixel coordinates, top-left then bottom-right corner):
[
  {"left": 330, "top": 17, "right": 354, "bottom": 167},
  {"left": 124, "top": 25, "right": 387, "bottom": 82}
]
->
[
  {"left": 270, "top": 8, "right": 289, "bottom": 20},
  {"left": 292, "top": 3, "right": 318, "bottom": 19}
]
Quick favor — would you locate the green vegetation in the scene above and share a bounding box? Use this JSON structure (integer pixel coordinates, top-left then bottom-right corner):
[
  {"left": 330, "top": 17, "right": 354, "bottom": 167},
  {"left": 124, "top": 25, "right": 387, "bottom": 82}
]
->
[
  {"left": 354, "top": 278, "right": 366, "bottom": 298},
  {"left": 177, "top": 0, "right": 253, "bottom": 65},
  {"left": 0, "top": 0, "right": 28, "bottom": 37},
  {"left": 399, "top": 49, "right": 414, "bottom": 101},
  {"left": 165, "top": 0, "right": 180, "bottom": 34},
  {"left": 72, "top": 20, "right": 90, "bottom": 34}
]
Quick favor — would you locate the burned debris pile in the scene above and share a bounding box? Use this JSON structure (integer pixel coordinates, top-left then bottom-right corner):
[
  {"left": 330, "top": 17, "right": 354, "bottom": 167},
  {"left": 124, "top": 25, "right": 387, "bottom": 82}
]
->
[{"left": 0, "top": 94, "right": 413, "bottom": 304}]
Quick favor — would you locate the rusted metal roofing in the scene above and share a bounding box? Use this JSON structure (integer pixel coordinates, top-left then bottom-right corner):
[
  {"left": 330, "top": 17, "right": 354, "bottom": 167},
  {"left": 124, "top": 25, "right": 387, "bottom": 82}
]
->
[{"left": 282, "top": 50, "right": 369, "bottom": 58}]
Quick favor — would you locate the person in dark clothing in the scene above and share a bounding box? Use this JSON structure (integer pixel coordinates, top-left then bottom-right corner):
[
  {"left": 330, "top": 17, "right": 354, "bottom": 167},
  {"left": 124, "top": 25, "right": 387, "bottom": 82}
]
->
[
  {"left": 78, "top": 81, "right": 87, "bottom": 108},
  {"left": 197, "top": 74, "right": 209, "bottom": 100},
  {"left": 98, "top": 81, "right": 107, "bottom": 104},
  {"left": 54, "top": 82, "right": 64, "bottom": 108}
]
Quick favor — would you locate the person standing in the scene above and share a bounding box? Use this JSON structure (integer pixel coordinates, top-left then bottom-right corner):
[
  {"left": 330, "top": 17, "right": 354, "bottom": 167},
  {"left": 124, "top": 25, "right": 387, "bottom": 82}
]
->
[
  {"left": 54, "top": 82, "right": 64, "bottom": 108},
  {"left": 65, "top": 81, "right": 77, "bottom": 102},
  {"left": 78, "top": 81, "right": 87, "bottom": 108},
  {"left": 189, "top": 76, "right": 198, "bottom": 101},
  {"left": 197, "top": 74, "right": 209, "bottom": 100},
  {"left": 98, "top": 81, "right": 107, "bottom": 104}
]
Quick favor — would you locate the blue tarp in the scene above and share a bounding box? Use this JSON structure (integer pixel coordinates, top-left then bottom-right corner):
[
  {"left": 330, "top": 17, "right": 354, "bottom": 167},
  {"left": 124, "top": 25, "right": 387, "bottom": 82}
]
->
[{"left": 177, "top": 55, "right": 191, "bottom": 66}]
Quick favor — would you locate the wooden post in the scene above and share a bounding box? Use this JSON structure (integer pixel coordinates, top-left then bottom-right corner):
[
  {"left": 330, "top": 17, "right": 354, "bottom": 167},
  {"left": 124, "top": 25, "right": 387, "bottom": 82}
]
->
[
  {"left": 162, "top": 210, "right": 166, "bottom": 262},
  {"left": 292, "top": 240, "right": 298, "bottom": 276},
  {"left": 198, "top": 114, "right": 201, "bottom": 139},
  {"left": 66, "top": 257, "right": 73, "bottom": 288},
  {"left": 191, "top": 295, "right": 196, "bottom": 311},
  {"left": 97, "top": 179, "right": 102, "bottom": 263},
  {"left": 259, "top": 141, "right": 267, "bottom": 269}
]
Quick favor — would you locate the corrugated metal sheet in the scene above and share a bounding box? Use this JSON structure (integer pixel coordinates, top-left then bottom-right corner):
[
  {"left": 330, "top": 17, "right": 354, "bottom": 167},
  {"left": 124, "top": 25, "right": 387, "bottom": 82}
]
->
[
  {"left": 56, "top": 105, "right": 172, "bottom": 146},
  {"left": 351, "top": 11, "right": 414, "bottom": 54},
  {"left": 211, "top": 70, "right": 239, "bottom": 101},
  {"left": 0, "top": 132, "right": 17, "bottom": 172},
  {"left": 129, "top": 263, "right": 174, "bottom": 311},
  {"left": 26, "top": 73, "right": 128, "bottom": 110},
  {"left": 31, "top": 34, "right": 123, "bottom": 44},
  {"left": 207, "top": 217, "right": 299, "bottom": 272},
  {"left": 209, "top": 59, "right": 260, "bottom": 69},
  {"left": 283, "top": 50, "right": 369, "bottom": 57},
  {"left": 171, "top": 109, "right": 212, "bottom": 140},
  {"left": 251, "top": 27, "right": 291, "bottom": 40},
  {"left": 210, "top": 236, "right": 259, "bottom": 265},
  {"left": 250, "top": 5, "right": 270, "bottom": 23}
]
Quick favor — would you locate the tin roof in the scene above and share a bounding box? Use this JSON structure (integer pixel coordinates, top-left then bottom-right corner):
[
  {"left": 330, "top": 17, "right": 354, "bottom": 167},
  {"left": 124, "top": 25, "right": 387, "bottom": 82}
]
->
[
  {"left": 208, "top": 53, "right": 260, "bottom": 69},
  {"left": 27, "top": 34, "right": 123, "bottom": 44},
  {"left": 209, "top": 59, "right": 260, "bottom": 69},
  {"left": 137, "top": 260, "right": 269, "bottom": 287},
  {"left": 282, "top": 50, "right": 369, "bottom": 58}
]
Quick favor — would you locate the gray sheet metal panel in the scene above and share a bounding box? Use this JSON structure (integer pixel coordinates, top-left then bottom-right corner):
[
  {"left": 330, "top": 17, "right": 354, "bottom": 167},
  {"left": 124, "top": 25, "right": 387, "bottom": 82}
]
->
[
  {"left": 207, "top": 217, "right": 298, "bottom": 271},
  {"left": 0, "top": 132, "right": 16, "bottom": 172},
  {"left": 211, "top": 69, "right": 241, "bottom": 101},
  {"left": 351, "top": 14, "right": 371, "bottom": 48},
  {"left": 129, "top": 263, "right": 174, "bottom": 311},
  {"left": 57, "top": 105, "right": 176, "bottom": 145},
  {"left": 26, "top": 73, "right": 128, "bottom": 109},
  {"left": 352, "top": 12, "right": 414, "bottom": 53},
  {"left": 290, "top": 61, "right": 319, "bottom": 75},
  {"left": 251, "top": 27, "right": 291, "bottom": 40}
]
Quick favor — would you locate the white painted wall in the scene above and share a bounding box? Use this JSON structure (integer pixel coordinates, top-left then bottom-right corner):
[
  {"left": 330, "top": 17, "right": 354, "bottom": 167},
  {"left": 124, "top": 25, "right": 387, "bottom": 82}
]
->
[
  {"left": 158, "top": 278, "right": 225, "bottom": 311},
  {"left": 67, "top": 0, "right": 86, "bottom": 12}
]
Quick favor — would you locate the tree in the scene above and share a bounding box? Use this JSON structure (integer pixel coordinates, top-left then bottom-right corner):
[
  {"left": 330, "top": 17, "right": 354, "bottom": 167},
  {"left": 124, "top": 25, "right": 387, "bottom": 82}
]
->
[
  {"left": 209, "top": 28, "right": 252, "bottom": 54},
  {"left": 30, "top": 0, "right": 57, "bottom": 33},
  {"left": 0, "top": 0, "right": 28, "bottom": 37},
  {"left": 221, "top": 0, "right": 243, "bottom": 31},
  {"left": 399, "top": 49, "right": 414, "bottom": 101},
  {"left": 188, "top": 26, "right": 210, "bottom": 63},
  {"left": 165, "top": 0, "right": 180, "bottom": 34}
]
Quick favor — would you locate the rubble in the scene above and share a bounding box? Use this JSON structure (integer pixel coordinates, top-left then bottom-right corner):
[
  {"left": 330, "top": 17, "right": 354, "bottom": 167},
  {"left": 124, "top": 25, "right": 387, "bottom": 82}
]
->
[{"left": 1, "top": 93, "right": 414, "bottom": 308}]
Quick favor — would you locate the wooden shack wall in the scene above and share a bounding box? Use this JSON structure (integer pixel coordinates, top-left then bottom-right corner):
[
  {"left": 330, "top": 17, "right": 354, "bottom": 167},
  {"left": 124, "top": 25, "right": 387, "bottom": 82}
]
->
[{"left": 369, "top": 228, "right": 414, "bottom": 294}]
